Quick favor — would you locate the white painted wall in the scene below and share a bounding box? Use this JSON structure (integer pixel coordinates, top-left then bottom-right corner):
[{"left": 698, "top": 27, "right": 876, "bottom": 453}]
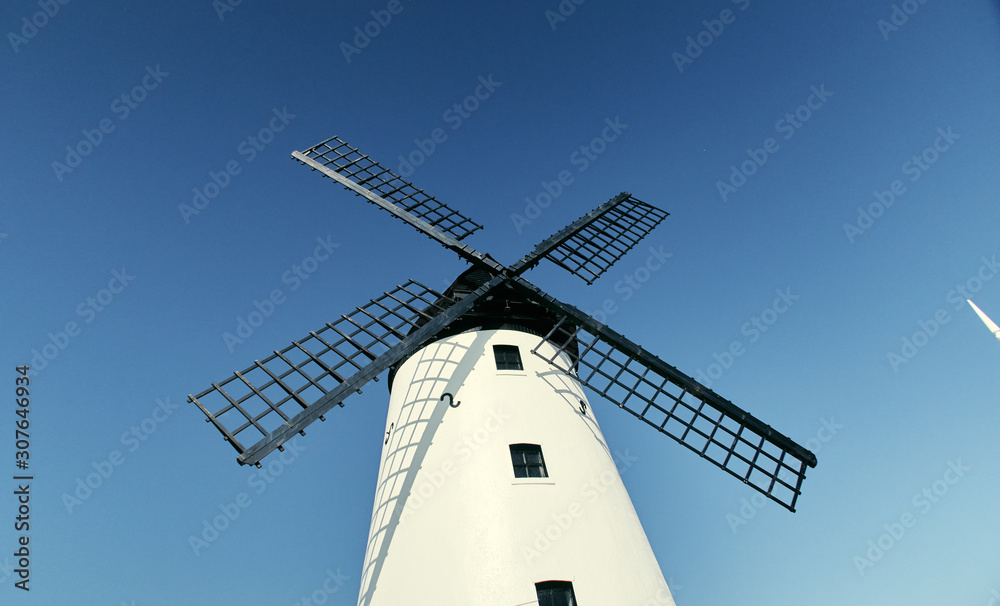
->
[{"left": 357, "top": 329, "right": 674, "bottom": 606}]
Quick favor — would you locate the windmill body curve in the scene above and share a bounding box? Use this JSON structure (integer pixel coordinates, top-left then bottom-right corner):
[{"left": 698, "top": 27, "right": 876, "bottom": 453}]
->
[{"left": 357, "top": 328, "right": 674, "bottom": 605}]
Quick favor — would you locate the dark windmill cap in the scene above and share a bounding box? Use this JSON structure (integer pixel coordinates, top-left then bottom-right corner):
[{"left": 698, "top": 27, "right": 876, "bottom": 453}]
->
[{"left": 386, "top": 263, "right": 576, "bottom": 390}]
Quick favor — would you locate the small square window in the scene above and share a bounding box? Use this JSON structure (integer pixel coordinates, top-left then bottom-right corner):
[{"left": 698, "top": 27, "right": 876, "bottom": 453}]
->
[
  {"left": 510, "top": 444, "right": 548, "bottom": 478},
  {"left": 536, "top": 580, "right": 576, "bottom": 606},
  {"left": 493, "top": 344, "right": 523, "bottom": 371}
]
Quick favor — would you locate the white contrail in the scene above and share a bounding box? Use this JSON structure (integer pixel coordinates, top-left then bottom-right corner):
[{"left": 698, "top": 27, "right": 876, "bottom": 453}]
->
[{"left": 967, "top": 299, "right": 1000, "bottom": 341}]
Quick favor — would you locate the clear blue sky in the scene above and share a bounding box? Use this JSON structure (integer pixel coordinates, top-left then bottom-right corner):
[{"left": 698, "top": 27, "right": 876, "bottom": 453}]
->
[{"left": 3, "top": 1, "right": 999, "bottom": 604}]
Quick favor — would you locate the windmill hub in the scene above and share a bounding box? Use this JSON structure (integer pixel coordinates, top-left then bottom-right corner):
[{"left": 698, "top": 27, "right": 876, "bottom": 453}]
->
[
  {"left": 441, "top": 267, "right": 567, "bottom": 339},
  {"left": 388, "top": 266, "right": 575, "bottom": 392}
]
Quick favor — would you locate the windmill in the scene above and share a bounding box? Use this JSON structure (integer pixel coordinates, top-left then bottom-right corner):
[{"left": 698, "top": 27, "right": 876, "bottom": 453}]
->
[{"left": 189, "top": 135, "right": 818, "bottom": 605}]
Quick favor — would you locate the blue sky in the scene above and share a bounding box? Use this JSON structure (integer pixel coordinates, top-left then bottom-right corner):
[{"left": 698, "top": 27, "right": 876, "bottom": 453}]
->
[{"left": 2, "top": 0, "right": 999, "bottom": 604}]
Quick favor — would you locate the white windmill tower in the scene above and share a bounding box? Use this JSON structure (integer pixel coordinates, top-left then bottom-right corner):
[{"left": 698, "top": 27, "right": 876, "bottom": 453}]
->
[{"left": 190, "top": 136, "right": 817, "bottom": 605}]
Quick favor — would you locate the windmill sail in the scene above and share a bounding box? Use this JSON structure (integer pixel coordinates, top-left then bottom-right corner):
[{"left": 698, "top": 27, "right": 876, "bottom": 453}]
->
[
  {"left": 294, "top": 135, "right": 483, "bottom": 241},
  {"left": 190, "top": 278, "right": 503, "bottom": 466},
  {"left": 517, "top": 279, "right": 816, "bottom": 511},
  {"left": 511, "top": 192, "right": 669, "bottom": 284}
]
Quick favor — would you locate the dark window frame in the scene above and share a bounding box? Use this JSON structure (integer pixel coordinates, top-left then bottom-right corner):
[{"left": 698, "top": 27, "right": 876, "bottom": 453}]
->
[
  {"left": 510, "top": 443, "right": 548, "bottom": 478},
  {"left": 535, "top": 580, "right": 577, "bottom": 606},
  {"left": 493, "top": 344, "right": 523, "bottom": 371}
]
